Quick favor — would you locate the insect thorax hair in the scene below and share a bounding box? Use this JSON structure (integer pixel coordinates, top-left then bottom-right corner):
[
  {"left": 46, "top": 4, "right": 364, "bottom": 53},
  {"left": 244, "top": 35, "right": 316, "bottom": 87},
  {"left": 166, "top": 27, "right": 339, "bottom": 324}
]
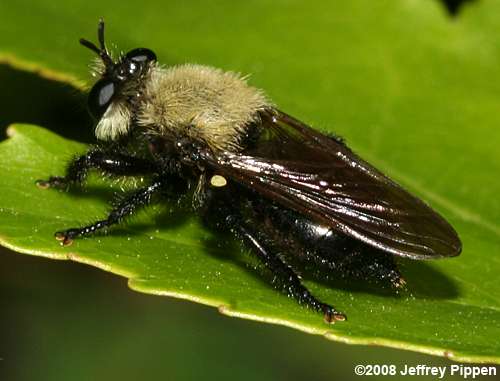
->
[{"left": 96, "top": 62, "right": 271, "bottom": 152}]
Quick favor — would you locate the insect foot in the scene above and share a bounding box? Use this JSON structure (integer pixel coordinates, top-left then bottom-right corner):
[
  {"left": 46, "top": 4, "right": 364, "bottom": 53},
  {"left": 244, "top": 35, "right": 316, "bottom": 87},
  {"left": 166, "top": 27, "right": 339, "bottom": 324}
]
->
[
  {"left": 54, "top": 229, "right": 78, "bottom": 246},
  {"left": 323, "top": 305, "right": 347, "bottom": 324},
  {"left": 35, "top": 177, "right": 68, "bottom": 189},
  {"left": 393, "top": 277, "right": 407, "bottom": 288}
]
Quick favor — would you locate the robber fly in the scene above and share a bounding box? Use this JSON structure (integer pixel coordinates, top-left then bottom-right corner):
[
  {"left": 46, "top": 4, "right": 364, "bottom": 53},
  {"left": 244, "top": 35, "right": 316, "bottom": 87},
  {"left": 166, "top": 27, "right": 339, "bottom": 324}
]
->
[{"left": 37, "top": 20, "right": 462, "bottom": 322}]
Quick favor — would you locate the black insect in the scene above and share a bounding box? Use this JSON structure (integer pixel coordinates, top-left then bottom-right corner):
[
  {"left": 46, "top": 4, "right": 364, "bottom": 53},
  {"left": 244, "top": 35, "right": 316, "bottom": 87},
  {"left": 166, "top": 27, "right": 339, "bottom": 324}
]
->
[{"left": 37, "top": 20, "right": 462, "bottom": 322}]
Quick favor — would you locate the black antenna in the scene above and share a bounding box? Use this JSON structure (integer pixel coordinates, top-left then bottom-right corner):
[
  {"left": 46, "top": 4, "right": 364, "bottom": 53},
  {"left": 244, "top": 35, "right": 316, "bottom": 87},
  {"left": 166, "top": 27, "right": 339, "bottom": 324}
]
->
[
  {"left": 79, "top": 19, "right": 114, "bottom": 68},
  {"left": 97, "top": 18, "right": 107, "bottom": 51}
]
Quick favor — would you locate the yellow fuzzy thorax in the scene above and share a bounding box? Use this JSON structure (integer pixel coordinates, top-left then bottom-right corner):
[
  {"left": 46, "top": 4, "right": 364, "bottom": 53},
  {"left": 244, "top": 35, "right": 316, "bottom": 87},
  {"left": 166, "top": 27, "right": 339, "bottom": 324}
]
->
[{"left": 137, "top": 64, "right": 270, "bottom": 151}]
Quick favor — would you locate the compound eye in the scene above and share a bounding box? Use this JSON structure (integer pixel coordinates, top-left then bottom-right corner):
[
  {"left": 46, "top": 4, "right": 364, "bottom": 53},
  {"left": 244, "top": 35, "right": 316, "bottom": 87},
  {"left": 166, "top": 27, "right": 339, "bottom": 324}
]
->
[
  {"left": 125, "top": 48, "right": 157, "bottom": 64},
  {"left": 88, "top": 79, "right": 115, "bottom": 119}
]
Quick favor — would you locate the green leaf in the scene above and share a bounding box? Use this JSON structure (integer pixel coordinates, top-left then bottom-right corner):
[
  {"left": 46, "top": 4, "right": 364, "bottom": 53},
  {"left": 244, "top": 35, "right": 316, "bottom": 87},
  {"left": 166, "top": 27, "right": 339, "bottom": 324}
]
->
[{"left": 1, "top": 0, "right": 499, "bottom": 363}]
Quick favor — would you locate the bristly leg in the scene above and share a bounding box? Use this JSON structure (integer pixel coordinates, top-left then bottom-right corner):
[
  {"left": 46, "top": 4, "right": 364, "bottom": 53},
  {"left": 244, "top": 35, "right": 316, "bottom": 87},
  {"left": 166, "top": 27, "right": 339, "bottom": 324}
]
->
[
  {"left": 54, "top": 179, "right": 164, "bottom": 246},
  {"left": 36, "top": 147, "right": 155, "bottom": 189},
  {"left": 225, "top": 214, "right": 346, "bottom": 323}
]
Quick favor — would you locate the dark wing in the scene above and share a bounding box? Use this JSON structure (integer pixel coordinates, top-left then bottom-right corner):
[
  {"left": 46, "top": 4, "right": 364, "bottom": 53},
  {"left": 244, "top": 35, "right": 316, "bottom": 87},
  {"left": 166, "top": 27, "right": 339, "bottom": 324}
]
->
[{"left": 203, "top": 109, "right": 462, "bottom": 259}]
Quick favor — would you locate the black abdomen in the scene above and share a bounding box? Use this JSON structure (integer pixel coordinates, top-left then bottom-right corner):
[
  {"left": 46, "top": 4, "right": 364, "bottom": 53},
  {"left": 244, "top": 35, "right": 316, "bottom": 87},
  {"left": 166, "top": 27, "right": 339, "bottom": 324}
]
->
[{"left": 251, "top": 197, "right": 402, "bottom": 284}]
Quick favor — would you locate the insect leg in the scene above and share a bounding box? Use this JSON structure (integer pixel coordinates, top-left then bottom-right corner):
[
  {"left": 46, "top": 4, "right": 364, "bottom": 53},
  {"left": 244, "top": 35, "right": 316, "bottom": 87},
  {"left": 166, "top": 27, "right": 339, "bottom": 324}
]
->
[
  {"left": 200, "top": 181, "right": 345, "bottom": 322},
  {"left": 36, "top": 147, "right": 155, "bottom": 189},
  {"left": 226, "top": 214, "right": 346, "bottom": 323},
  {"left": 54, "top": 179, "right": 163, "bottom": 246}
]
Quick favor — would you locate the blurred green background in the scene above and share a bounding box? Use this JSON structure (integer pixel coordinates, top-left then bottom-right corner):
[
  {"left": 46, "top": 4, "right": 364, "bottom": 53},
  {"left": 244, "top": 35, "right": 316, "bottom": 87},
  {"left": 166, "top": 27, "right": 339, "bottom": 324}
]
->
[{"left": 1, "top": 0, "right": 499, "bottom": 379}]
